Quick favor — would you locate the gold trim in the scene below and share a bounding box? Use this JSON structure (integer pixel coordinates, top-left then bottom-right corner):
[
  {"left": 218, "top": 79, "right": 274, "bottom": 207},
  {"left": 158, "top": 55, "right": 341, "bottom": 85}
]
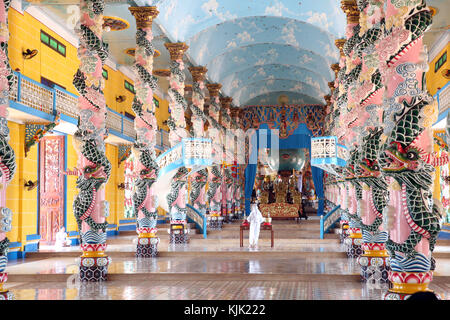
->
[
  {"left": 153, "top": 69, "right": 171, "bottom": 77},
  {"left": 340, "top": 0, "right": 359, "bottom": 24},
  {"left": 138, "top": 233, "right": 156, "bottom": 238},
  {"left": 189, "top": 66, "right": 208, "bottom": 82},
  {"left": 349, "top": 233, "right": 362, "bottom": 239},
  {"left": 129, "top": 6, "right": 159, "bottom": 29},
  {"left": 164, "top": 42, "right": 189, "bottom": 61},
  {"left": 206, "top": 83, "right": 222, "bottom": 97},
  {"left": 362, "top": 249, "right": 389, "bottom": 257},
  {"left": 391, "top": 282, "right": 430, "bottom": 294},
  {"left": 103, "top": 16, "right": 130, "bottom": 31},
  {"left": 81, "top": 251, "right": 107, "bottom": 258}
]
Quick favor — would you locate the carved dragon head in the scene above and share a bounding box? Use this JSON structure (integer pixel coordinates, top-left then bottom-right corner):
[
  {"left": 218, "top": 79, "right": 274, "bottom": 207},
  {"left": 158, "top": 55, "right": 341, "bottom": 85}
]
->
[{"left": 378, "top": 96, "right": 434, "bottom": 189}]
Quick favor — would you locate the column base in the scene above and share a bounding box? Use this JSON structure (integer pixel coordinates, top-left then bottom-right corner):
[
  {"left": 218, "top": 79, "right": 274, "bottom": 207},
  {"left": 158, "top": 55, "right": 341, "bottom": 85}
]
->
[
  {"left": 383, "top": 289, "right": 438, "bottom": 300},
  {"left": 207, "top": 216, "right": 223, "bottom": 230},
  {"left": 358, "top": 255, "right": 390, "bottom": 284},
  {"left": 344, "top": 237, "right": 363, "bottom": 258},
  {"left": 78, "top": 256, "right": 111, "bottom": 282},
  {"left": 136, "top": 243, "right": 158, "bottom": 257},
  {"left": 135, "top": 234, "right": 159, "bottom": 257},
  {"left": 169, "top": 232, "right": 189, "bottom": 244},
  {"left": 383, "top": 271, "right": 435, "bottom": 300},
  {"left": 0, "top": 290, "right": 14, "bottom": 300}
]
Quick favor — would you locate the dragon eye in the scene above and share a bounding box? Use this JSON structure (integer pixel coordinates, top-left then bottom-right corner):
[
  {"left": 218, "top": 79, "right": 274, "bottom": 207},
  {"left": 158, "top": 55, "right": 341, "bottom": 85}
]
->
[{"left": 407, "top": 151, "right": 418, "bottom": 160}]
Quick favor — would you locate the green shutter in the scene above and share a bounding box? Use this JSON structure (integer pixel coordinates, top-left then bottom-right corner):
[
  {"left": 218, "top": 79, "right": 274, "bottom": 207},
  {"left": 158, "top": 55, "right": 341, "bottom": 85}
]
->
[
  {"left": 57, "top": 44, "right": 66, "bottom": 55},
  {"left": 40, "top": 31, "right": 49, "bottom": 44},
  {"left": 49, "top": 38, "right": 58, "bottom": 50}
]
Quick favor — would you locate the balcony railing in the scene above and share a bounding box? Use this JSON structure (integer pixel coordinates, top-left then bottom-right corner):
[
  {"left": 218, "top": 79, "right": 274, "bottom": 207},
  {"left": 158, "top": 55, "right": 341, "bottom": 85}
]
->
[
  {"left": 8, "top": 71, "right": 169, "bottom": 150},
  {"left": 435, "top": 81, "right": 449, "bottom": 123}
]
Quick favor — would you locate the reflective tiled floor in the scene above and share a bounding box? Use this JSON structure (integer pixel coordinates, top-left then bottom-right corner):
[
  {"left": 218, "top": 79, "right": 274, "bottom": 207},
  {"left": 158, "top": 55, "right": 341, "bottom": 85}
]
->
[{"left": 3, "top": 218, "right": 450, "bottom": 300}]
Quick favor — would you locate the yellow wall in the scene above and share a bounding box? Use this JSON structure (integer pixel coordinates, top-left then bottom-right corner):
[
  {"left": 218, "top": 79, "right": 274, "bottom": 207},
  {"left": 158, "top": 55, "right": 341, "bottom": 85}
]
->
[
  {"left": 426, "top": 42, "right": 449, "bottom": 96},
  {"left": 8, "top": 8, "right": 79, "bottom": 94},
  {"left": 155, "top": 96, "right": 170, "bottom": 132},
  {"left": 5, "top": 122, "right": 38, "bottom": 246}
]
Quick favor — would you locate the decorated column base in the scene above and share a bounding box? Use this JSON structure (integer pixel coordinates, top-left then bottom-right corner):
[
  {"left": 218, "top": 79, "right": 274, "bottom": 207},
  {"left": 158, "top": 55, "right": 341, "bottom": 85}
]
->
[
  {"left": 358, "top": 244, "right": 390, "bottom": 284},
  {"left": 339, "top": 222, "right": 349, "bottom": 243},
  {"left": 344, "top": 230, "right": 363, "bottom": 258},
  {"left": 78, "top": 244, "right": 111, "bottom": 282},
  {"left": 169, "top": 222, "right": 189, "bottom": 244},
  {"left": 383, "top": 271, "right": 435, "bottom": 300},
  {"left": 136, "top": 229, "right": 159, "bottom": 258},
  {"left": 207, "top": 215, "right": 223, "bottom": 230},
  {"left": 0, "top": 273, "right": 14, "bottom": 300}
]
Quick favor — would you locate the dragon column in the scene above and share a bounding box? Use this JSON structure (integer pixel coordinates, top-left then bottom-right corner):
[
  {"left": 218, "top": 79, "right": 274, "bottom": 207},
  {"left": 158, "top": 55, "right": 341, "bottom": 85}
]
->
[
  {"left": 206, "top": 83, "right": 224, "bottom": 230},
  {"left": 188, "top": 66, "right": 208, "bottom": 217},
  {"left": 220, "top": 97, "right": 234, "bottom": 222},
  {"left": 377, "top": 0, "right": 445, "bottom": 299},
  {"left": 72, "top": 0, "right": 112, "bottom": 281},
  {"left": 164, "top": 42, "right": 190, "bottom": 244},
  {"left": 129, "top": 6, "right": 160, "bottom": 257},
  {"left": 0, "top": 0, "right": 17, "bottom": 300}
]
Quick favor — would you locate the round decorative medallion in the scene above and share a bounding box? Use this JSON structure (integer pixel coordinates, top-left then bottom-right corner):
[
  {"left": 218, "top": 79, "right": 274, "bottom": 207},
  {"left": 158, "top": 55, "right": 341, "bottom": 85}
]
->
[{"left": 103, "top": 16, "right": 130, "bottom": 31}]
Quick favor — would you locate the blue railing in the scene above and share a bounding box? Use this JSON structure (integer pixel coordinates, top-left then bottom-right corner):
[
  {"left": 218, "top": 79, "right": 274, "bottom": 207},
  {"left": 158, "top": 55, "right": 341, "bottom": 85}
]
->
[
  {"left": 186, "top": 203, "right": 207, "bottom": 239},
  {"left": 320, "top": 205, "right": 341, "bottom": 239},
  {"left": 8, "top": 71, "right": 168, "bottom": 145}
]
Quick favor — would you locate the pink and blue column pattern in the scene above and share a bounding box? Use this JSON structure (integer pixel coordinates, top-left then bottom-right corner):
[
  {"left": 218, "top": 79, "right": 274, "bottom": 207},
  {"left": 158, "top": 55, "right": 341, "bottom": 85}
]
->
[
  {"left": 164, "top": 42, "right": 190, "bottom": 244},
  {"left": 220, "top": 97, "right": 234, "bottom": 222},
  {"left": 188, "top": 66, "right": 209, "bottom": 217},
  {"left": 206, "top": 83, "right": 224, "bottom": 230},
  {"left": 377, "top": 0, "right": 443, "bottom": 299},
  {"left": 352, "top": 0, "right": 390, "bottom": 284},
  {"left": 72, "top": 0, "right": 111, "bottom": 281},
  {"left": 0, "top": 0, "right": 16, "bottom": 300},
  {"left": 129, "top": 6, "right": 160, "bottom": 258}
]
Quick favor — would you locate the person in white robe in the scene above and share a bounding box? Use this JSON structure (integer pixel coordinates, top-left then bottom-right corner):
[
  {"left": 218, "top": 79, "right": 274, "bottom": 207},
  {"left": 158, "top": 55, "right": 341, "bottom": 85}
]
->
[
  {"left": 55, "top": 226, "right": 71, "bottom": 248},
  {"left": 247, "top": 201, "right": 265, "bottom": 249}
]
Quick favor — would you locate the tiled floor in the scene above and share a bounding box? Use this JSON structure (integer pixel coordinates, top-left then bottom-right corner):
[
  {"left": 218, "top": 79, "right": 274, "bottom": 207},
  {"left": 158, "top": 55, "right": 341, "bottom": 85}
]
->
[{"left": 3, "top": 218, "right": 450, "bottom": 300}]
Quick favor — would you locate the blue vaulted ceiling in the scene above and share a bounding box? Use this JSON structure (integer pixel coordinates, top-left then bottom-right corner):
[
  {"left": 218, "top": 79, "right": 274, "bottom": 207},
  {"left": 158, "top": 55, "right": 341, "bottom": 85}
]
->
[
  {"left": 39, "top": 0, "right": 347, "bottom": 106},
  {"left": 150, "top": 0, "right": 345, "bottom": 106},
  {"left": 27, "top": 0, "right": 450, "bottom": 106}
]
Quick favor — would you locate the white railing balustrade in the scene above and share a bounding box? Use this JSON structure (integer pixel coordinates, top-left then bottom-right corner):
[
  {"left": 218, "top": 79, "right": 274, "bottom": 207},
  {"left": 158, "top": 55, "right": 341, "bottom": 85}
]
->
[
  {"left": 122, "top": 118, "right": 136, "bottom": 138},
  {"left": 19, "top": 76, "right": 54, "bottom": 114},
  {"left": 311, "top": 136, "right": 347, "bottom": 177},
  {"left": 55, "top": 88, "right": 78, "bottom": 118},
  {"left": 106, "top": 109, "right": 122, "bottom": 133}
]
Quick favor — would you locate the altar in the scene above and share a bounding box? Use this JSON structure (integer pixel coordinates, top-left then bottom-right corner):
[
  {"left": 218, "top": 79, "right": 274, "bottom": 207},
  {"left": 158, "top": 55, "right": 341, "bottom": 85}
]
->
[{"left": 259, "top": 203, "right": 300, "bottom": 220}]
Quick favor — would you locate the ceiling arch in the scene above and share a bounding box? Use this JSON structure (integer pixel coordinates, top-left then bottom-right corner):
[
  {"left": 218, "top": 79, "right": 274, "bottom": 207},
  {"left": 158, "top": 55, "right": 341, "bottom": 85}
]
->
[
  {"left": 243, "top": 91, "right": 323, "bottom": 106},
  {"left": 205, "top": 43, "right": 334, "bottom": 85},
  {"left": 186, "top": 16, "right": 339, "bottom": 66},
  {"left": 153, "top": 0, "right": 346, "bottom": 41},
  {"left": 220, "top": 64, "right": 328, "bottom": 98},
  {"left": 233, "top": 79, "right": 324, "bottom": 106}
]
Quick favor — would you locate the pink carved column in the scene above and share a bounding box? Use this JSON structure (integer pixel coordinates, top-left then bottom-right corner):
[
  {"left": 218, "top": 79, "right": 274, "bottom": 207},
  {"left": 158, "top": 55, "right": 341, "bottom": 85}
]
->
[
  {"left": 220, "top": 97, "right": 234, "bottom": 222},
  {"left": 0, "top": 0, "right": 16, "bottom": 300},
  {"left": 377, "top": 0, "right": 443, "bottom": 299},
  {"left": 206, "top": 83, "right": 224, "bottom": 229},
  {"left": 72, "top": 0, "right": 111, "bottom": 281},
  {"left": 188, "top": 66, "right": 208, "bottom": 216},
  {"left": 165, "top": 42, "right": 190, "bottom": 244},
  {"left": 129, "top": 6, "right": 160, "bottom": 257}
]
